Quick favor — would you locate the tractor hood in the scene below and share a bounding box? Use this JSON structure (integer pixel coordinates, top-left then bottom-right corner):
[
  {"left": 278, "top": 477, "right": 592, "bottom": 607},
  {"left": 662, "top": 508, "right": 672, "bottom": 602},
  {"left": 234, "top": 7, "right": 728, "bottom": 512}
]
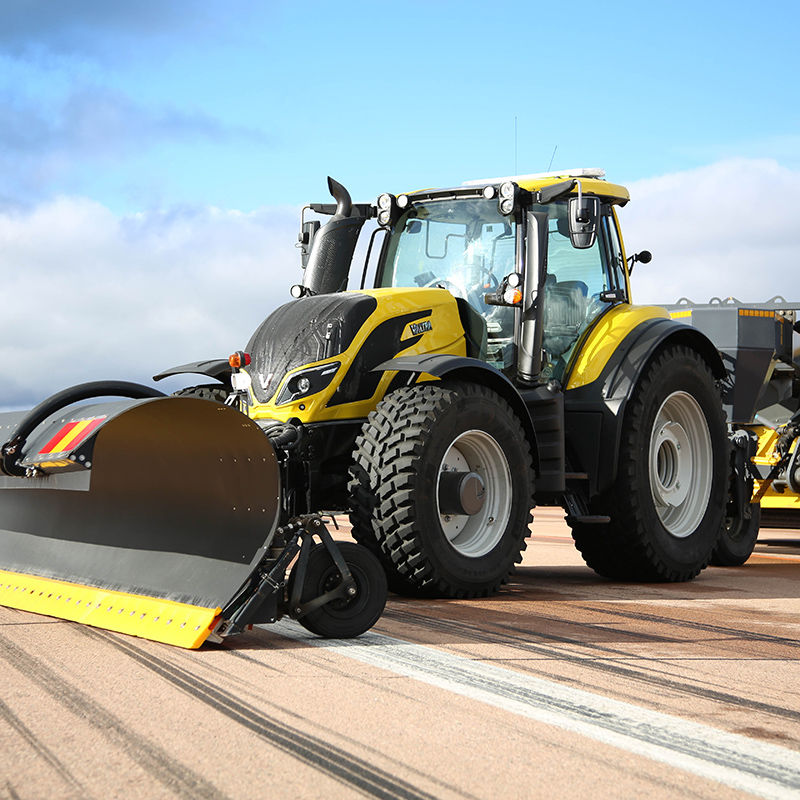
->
[{"left": 243, "top": 288, "right": 468, "bottom": 423}]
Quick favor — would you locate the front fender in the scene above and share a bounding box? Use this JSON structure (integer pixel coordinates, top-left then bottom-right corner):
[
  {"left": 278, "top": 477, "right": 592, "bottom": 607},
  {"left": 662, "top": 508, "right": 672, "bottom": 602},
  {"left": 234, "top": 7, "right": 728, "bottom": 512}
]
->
[
  {"left": 372, "top": 354, "right": 539, "bottom": 475},
  {"left": 153, "top": 358, "right": 232, "bottom": 387}
]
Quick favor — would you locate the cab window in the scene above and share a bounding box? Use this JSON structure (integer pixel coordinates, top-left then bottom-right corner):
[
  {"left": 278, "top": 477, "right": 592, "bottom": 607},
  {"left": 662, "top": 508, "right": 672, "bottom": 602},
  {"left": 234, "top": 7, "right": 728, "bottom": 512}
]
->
[
  {"left": 377, "top": 197, "right": 517, "bottom": 370},
  {"left": 538, "top": 201, "right": 615, "bottom": 382}
]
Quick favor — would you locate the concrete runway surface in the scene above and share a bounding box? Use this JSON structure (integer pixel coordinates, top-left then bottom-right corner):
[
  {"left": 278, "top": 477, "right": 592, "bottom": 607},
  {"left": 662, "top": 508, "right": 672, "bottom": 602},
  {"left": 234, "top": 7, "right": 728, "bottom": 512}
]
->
[{"left": 2, "top": 508, "right": 800, "bottom": 800}]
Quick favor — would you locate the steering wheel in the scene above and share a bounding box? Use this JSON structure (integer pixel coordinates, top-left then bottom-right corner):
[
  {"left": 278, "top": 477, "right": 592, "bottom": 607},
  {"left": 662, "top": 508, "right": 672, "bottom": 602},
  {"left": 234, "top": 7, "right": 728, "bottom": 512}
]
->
[
  {"left": 424, "top": 276, "right": 467, "bottom": 299},
  {"left": 464, "top": 269, "right": 499, "bottom": 313}
]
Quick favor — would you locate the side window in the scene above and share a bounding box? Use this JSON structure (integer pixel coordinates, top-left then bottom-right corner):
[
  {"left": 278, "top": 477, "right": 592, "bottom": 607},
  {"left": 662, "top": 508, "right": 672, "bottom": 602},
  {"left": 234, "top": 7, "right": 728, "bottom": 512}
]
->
[{"left": 541, "top": 201, "right": 615, "bottom": 382}]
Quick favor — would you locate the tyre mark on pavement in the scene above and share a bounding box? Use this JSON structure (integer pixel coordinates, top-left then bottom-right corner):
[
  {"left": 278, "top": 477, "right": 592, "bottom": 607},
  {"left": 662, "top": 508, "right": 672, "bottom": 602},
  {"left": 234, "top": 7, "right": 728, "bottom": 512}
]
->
[
  {"left": 0, "top": 633, "right": 229, "bottom": 800},
  {"left": 4, "top": 782, "right": 21, "bottom": 800},
  {"left": 82, "top": 628, "right": 443, "bottom": 800},
  {"left": 0, "top": 696, "right": 89, "bottom": 798},
  {"left": 222, "top": 644, "right": 483, "bottom": 799},
  {"left": 579, "top": 604, "right": 800, "bottom": 650},
  {"left": 270, "top": 621, "right": 800, "bottom": 800},
  {"left": 384, "top": 607, "right": 800, "bottom": 726}
]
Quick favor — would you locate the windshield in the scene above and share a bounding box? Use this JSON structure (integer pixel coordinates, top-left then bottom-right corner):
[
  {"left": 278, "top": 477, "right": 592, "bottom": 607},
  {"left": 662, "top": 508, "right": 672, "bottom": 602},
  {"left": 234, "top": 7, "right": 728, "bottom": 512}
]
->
[{"left": 377, "top": 197, "right": 517, "bottom": 370}]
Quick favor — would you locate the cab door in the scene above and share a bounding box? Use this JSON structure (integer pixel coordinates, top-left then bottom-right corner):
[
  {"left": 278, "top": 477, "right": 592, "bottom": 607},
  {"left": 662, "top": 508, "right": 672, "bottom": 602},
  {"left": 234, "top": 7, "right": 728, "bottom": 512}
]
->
[{"left": 539, "top": 200, "right": 623, "bottom": 383}]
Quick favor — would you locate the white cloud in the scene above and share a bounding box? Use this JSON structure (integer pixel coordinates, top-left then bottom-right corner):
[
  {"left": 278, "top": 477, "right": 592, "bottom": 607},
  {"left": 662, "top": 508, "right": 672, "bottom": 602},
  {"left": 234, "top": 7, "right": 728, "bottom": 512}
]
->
[
  {"left": 1, "top": 158, "right": 797, "bottom": 411},
  {"left": 0, "top": 196, "right": 301, "bottom": 408},
  {"left": 619, "top": 158, "right": 799, "bottom": 306}
]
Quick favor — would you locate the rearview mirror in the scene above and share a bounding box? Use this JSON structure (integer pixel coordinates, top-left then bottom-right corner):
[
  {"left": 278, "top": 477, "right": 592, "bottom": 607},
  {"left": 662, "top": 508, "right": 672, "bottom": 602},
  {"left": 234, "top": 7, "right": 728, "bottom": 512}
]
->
[
  {"left": 298, "top": 220, "right": 320, "bottom": 268},
  {"left": 568, "top": 195, "right": 599, "bottom": 249}
]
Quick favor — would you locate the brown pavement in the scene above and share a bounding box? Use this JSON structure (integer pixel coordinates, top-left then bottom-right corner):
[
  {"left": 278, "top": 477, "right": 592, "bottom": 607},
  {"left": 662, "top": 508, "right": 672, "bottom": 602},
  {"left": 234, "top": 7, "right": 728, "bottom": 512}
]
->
[{"left": 1, "top": 508, "right": 799, "bottom": 800}]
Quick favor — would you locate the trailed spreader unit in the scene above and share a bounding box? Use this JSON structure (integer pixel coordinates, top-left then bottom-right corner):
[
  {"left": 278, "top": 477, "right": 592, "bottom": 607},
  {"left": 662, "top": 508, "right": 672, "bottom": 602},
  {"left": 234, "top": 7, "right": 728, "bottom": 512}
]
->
[{"left": 667, "top": 297, "right": 800, "bottom": 561}]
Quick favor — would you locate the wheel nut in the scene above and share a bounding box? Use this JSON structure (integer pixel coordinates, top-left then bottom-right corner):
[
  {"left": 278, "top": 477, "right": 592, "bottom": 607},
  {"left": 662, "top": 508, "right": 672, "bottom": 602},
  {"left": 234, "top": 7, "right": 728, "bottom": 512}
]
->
[{"left": 347, "top": 586, "right": 357, "bottom": 596}]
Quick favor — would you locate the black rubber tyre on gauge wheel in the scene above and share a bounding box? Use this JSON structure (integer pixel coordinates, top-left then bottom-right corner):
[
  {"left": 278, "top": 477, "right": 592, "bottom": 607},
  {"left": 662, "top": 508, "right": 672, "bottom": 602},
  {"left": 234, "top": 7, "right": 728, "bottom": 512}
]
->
[
  {"left": 349, "top": 381, "right": 535, "bottom": 597},
  {"left": 570, "top": 344, "right": 728, "bottom": 581},
  {"left": 289, "top": 542, "right": 387, "bottom": 638}
]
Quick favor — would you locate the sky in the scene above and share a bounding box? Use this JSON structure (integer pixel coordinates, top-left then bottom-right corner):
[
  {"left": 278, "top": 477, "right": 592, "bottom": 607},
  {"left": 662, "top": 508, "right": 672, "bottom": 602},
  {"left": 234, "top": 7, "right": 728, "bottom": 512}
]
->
[{"left": 0, "top": 0, "right": 798, "bottom": 408}]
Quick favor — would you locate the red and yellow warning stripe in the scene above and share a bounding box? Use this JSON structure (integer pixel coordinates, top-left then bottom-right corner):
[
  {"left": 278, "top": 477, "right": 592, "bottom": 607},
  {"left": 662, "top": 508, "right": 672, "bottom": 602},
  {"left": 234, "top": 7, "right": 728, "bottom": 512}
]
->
[{"left": 38, "top": 416, "right": 106, "bottom": 455}]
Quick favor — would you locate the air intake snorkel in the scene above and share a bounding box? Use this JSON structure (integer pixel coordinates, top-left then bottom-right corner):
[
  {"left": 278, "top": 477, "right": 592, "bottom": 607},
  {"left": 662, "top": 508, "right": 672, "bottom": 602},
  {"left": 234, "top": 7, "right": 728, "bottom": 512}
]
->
[{"left": 300, "top": 177, "right": 366, "bottom": 296}]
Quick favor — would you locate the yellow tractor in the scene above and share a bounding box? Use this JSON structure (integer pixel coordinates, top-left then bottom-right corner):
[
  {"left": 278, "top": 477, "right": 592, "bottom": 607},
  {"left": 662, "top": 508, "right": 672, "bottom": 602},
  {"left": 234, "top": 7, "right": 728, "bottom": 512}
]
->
[{"left": 0, "top": 170, "right": 755, "bottom": 647}]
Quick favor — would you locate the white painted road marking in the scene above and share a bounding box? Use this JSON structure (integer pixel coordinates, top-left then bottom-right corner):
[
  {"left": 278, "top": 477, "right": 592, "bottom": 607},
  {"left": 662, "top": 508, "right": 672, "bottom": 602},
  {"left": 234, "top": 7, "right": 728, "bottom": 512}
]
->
[{"left": 269, "top": 621, "right": 800, "bottom": 800}]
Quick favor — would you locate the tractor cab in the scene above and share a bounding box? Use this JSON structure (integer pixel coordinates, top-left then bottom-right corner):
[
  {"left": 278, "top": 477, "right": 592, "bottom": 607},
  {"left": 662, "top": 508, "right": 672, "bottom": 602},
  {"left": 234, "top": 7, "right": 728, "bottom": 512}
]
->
[{"left": 372, "top": 170, "right": 632, "bottom": 386}]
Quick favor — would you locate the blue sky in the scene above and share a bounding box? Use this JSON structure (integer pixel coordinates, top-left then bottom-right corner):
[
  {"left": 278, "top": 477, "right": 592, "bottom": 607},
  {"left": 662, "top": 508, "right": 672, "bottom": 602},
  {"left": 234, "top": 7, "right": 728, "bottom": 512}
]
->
[
  {"left": 0, "top": 1, "right": 798, "bottom": 407},
  {"left": 2, "top": 0, "right": 798, "bottom": 210}
]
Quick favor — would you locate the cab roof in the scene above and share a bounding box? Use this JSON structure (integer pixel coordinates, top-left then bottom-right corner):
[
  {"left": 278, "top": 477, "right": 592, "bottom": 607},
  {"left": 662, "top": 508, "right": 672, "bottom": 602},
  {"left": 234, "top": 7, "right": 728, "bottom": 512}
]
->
[{"left": 462, "top": 168, "right": 629, "bottom": 205}]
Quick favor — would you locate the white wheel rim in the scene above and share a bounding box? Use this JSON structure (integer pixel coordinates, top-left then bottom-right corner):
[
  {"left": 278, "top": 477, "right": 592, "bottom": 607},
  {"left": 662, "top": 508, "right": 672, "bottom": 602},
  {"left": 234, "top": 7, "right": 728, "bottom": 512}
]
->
[
  {"left": 437, "top": 430, "right": 512, "bottom": 557},
  {"left": 648, "top": 391, "right": 713, "bottom": 538}
]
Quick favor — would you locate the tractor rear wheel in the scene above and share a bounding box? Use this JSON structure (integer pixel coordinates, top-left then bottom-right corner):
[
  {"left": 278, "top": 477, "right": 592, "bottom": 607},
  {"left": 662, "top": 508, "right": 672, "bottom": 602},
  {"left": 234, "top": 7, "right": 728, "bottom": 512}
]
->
[
  {"left": 570, "top": 345, "right": 727, "bottom": 581},
  {"left": 349, "top": 382, "right": 534, "bottom": 597}
]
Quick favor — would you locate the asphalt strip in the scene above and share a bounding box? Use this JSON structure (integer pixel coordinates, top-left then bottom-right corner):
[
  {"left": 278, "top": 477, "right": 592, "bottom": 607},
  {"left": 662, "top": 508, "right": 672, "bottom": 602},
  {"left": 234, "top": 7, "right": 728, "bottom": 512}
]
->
[{"left": 267, "top": 620, "right": 800, "bottom": 800}]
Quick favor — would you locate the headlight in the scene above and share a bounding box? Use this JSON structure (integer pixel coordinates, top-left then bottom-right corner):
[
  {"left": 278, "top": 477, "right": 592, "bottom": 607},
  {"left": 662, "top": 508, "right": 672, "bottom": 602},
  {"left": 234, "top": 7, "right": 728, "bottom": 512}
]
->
[
  {"left": 377, "top": 193, "right": 393, "bottom": 210},
  {"left": 482, "top": 186, "right": 496, "bottom": 199},
  {"left": 377, "top": 209, "right": 391, "bottom": 226},
  {"left": 498, "top": 182, "right": 518, "bottom": 216},
  {"left": 275, "top": 362, "right": 340, "bottom": 405}
]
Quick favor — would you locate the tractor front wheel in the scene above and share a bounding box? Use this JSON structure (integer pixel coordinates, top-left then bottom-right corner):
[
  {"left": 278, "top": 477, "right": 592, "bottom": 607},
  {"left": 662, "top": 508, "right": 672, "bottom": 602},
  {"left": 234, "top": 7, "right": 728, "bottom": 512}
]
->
[{"left": 349, "top": 382, "right": 534, "bottom": 597}]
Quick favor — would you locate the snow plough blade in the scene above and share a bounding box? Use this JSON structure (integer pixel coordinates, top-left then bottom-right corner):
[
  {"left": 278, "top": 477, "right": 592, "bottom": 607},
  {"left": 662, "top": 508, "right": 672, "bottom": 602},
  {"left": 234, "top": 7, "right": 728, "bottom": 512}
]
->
[{"left": 0, "top": 393, "right": 280, "bottom": 648}]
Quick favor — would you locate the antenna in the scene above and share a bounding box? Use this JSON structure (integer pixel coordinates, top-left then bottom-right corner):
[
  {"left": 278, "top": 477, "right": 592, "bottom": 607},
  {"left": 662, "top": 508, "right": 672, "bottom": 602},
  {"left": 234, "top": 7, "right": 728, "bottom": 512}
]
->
[
  {"left": 547, "top": 145, "right": 557, "bottom": 172},
  {"left": 514, "top": 116, "right": 518, "bottom": 174}
]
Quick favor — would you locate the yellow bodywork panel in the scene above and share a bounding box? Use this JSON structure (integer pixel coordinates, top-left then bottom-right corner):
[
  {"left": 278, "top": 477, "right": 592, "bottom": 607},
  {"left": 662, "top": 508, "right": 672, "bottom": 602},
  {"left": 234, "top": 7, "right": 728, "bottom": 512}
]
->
[
  {"left": 565, "top": 304, "right": 671, "bottom": 391},
  {"left": 247, "top": 287, "right": 466, "bottom": 424},
  {"left": 0, "top": 569, "right": 220, "bottom": 649},
  {"left": 749, "top": 425, "right": 800, "bottom": 509}
]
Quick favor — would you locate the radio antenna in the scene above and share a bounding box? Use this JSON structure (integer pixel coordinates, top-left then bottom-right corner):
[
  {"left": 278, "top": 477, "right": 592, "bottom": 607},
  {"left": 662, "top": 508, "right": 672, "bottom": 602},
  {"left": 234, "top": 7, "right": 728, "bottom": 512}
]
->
[
  {"left": 547, "top": 145, "right": 558, "bottom": 172},
  {"left": 514, "top": 116, "right": 518, "bottom": 174}
]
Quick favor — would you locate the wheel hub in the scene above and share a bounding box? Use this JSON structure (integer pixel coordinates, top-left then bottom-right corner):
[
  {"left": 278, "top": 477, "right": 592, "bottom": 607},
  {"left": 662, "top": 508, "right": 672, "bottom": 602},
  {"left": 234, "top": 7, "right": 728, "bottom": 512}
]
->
[
  {"left": 437, "top": 429, "right": 512, "bottom": 557},
  {"left": 438, "top": 470, "right": 486, "bottom": 516},
  {"left": 650, "top": 420, "right": 691, "bottom": 508},
  {"left": 648, "top": 391, "right": 713, "bottom": 538}
]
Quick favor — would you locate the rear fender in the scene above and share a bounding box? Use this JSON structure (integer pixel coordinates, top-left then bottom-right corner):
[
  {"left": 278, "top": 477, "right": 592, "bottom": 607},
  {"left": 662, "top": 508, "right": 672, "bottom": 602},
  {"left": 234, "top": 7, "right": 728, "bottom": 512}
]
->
[{"left": 564, "top": 319, "right": 726, "bottom": 498}]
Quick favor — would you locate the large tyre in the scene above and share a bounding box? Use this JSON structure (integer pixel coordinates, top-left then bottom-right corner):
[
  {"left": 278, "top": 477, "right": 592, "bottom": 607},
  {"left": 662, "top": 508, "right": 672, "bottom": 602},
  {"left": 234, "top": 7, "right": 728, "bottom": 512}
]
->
[
  {"left": 711, "top": 503, "right": 761, "bottom": 566},
  {"left": 289, "top": 542, "right": 387, "bottom": 638},
  {"left": 570, "top": 345, "right": 727, "bottom": 581},
  {"left": 349, "top": 381, "right": 534, "bottom": 597},
  {"left": 348, "top": 478, "right": 431, "bottom": 596},
  {"left": 171, "top": 384, "right": 229, "bottom": 403}
]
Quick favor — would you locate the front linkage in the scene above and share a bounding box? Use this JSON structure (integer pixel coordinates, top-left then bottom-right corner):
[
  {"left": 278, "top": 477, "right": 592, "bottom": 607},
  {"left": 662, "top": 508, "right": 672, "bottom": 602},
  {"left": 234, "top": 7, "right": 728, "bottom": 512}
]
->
[{"left": 214, "top": 514, "right": 387, "bottom": 641}]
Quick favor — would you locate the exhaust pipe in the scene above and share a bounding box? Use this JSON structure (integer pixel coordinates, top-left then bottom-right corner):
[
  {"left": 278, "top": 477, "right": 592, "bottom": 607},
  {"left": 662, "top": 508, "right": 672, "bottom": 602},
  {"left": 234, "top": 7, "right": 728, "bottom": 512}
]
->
[{"left": 302, "top": 177, "right": 366, "bottom": 296}]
